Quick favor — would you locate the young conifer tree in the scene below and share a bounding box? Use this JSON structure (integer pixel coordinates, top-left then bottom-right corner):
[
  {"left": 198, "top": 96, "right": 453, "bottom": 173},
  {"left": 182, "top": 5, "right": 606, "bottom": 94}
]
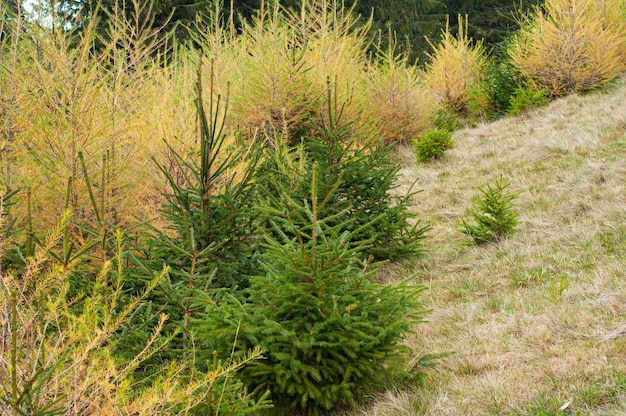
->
[
  {"left": 461, "top": 177, "right": 520, "bottom": 244},
  {"left": 206, "top": 162, "right": 427, "bottom": 415},
  {"left": 257, "top": 80, "right": 429, "bottom": 262},
  {"left": 121, "top": 60, "right": 260, "bottom": 371}
]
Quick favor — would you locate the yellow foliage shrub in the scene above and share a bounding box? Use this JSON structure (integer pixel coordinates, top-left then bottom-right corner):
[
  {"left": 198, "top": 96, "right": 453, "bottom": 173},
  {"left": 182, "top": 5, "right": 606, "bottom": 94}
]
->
[
  {"left": 509, "top": 0, "right": 626, "bottom": 96},
  {"left": 0, "top": 217, "right": 262, "bottom": 415},
  {"left": 224, "top": 6, "right": 317, "bottom": 144},
  {"left": 223, "top": 0, "right": 378, "bottom": 145},
  {"left": 368, "top": 39, "right": 438, "bottom": 143},
  {"left": 0, "top": 3, "right": 202, "bottom": 231},
  {"left": 298, "top": 2, "right": 380, "bottom": 143},
  {"left": 423, "top": 15, "right": 487, "bottom": 112},
  {"left": 0, "top": 213, "right": 254, "bottom": 416}
]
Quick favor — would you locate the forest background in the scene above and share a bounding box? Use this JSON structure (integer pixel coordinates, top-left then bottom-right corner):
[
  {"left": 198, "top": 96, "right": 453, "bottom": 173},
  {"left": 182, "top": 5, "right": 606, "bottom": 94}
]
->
[{"left": 4, "top": 0, "right": 543, "bottom": 60}]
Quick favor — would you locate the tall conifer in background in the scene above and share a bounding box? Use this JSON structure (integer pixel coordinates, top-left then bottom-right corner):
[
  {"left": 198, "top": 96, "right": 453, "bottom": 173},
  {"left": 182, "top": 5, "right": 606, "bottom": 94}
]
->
[{"left": 118, "top": 61, "right": 261, "bottom": 371}]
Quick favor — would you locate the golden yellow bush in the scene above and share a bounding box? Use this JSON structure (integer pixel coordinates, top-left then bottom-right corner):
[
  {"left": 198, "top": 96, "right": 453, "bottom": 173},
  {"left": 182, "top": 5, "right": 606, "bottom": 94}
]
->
[
  {"left": 1, "top": 3, "right": 198, "bottom": 230},
  {"left": 509, "top": 0, "right": 626, "bottom": 96},
  {"left": 368, "top": 38, "right": 438, "bottom": 143},
  {"left": 0, "top": 216, "right": 262, "bottom": 415},
  {"left": 423, "top": 15, "right": 487, "bottom": 112},
  {"left": 227, "top": 6, "right": 317, "bottom": 144},
  {"left": 222, "top": 0, "right": 377, "bottom": 145}
]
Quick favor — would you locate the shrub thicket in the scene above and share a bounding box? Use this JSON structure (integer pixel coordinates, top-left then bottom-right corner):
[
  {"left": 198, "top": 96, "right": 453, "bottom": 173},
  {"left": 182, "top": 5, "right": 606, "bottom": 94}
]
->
[
  {"left": 1, "top": 2, "right": 440, "bottom": 414},
  {"left": 112, "top": 74, "right": 429, "bottom": 414},
  {"left": 2, "top": 0, "right": 443, "bottom": 232},
  {"left": 0, "top": 211, "right": 268, "bottom": 415},
  {"left": 509, "top": 0, "right": 626, "bottom": 96}
]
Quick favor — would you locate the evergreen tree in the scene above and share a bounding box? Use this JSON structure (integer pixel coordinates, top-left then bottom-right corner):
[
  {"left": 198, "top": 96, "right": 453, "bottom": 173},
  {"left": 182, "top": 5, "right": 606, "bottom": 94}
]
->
[
  {"left": 461, "top": 176, "right": 520, "bottom": 244},
  {"left": 257, "top": 83, "right": 429, "bottom": 262},
  {"left": 116, "top": 62, "right": 261, "bottom": 371},
  {"left": 206, "top": 163, "right": 427, "bottom": 414}
]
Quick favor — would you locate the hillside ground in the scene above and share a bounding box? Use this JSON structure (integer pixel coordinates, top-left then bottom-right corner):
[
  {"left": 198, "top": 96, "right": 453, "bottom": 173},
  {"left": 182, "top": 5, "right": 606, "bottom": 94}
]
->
[{"left": 348, "top": 74, "right": 626, "bottom": 415}]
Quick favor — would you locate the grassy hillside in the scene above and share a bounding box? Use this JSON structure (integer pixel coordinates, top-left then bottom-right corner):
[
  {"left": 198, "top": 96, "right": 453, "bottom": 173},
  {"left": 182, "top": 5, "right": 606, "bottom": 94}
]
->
[{"left": 346, "top": 74, "right": 626, "bottom": 415}]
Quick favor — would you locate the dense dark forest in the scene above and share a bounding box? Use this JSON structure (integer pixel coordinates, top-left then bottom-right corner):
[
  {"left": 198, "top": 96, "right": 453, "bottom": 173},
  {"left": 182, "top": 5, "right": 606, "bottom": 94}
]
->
[{"left": 31, "top": 0, "right": 542, "bottom": 59}]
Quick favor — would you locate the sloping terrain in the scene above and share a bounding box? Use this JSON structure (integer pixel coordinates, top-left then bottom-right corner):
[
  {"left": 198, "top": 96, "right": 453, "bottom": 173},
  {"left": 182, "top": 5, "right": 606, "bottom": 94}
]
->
[{"left": 354, "top": 75, "right": 626, "bottom": 415}]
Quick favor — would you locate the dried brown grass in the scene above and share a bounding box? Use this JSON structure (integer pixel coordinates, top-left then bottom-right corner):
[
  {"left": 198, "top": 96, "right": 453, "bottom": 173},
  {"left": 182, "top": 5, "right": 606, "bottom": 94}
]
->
[{"left": 347, "top": 75, "right": 626, "bottom": 415}]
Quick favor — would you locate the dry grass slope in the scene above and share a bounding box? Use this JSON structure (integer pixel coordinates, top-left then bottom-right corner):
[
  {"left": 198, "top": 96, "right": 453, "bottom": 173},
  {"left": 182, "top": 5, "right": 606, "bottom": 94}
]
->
[{"left": 348, "top": 74, "right": 626, "bottom": 415}]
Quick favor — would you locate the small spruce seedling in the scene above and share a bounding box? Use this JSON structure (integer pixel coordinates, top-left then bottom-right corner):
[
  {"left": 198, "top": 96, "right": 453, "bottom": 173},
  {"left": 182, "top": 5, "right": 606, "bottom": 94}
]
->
[
  {"left": 413, "top": 128, "right": 455, "bottom": 162},
  {"left": 461, "top": 177, "right": 520, "bottom": 244}
]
